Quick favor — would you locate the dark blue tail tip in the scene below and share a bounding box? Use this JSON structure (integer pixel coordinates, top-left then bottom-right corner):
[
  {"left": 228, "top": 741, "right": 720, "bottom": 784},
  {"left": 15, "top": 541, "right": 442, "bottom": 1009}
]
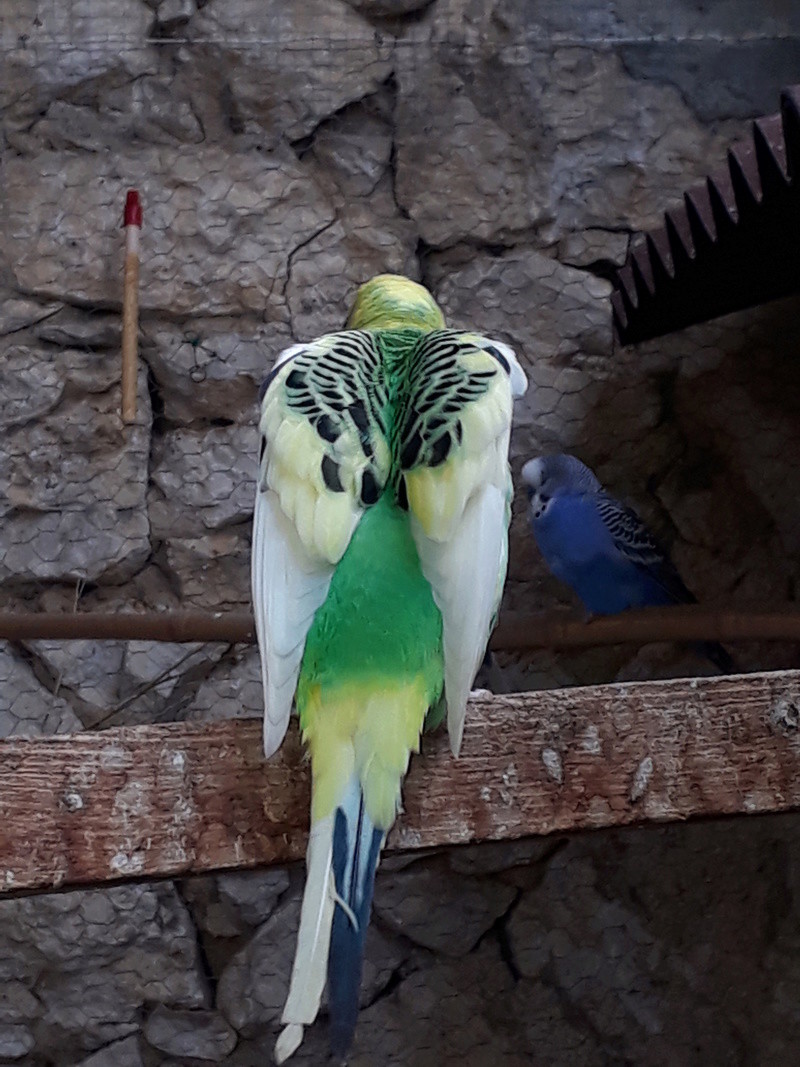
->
[{"left": 329, "top": 1021, "right": 356, "bottom": 1064}]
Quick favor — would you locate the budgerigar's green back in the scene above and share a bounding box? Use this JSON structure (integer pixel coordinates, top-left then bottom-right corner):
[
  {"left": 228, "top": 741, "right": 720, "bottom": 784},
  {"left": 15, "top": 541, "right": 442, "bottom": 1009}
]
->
[{"left": 297, "top": 489, "right": 444, "bottom": 828}]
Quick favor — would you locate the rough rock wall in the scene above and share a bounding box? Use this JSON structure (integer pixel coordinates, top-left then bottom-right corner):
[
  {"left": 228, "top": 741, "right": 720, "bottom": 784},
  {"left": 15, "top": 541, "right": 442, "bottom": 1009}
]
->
[{"left": 2, "top": 1, "right": 800, "bottom": 1064}]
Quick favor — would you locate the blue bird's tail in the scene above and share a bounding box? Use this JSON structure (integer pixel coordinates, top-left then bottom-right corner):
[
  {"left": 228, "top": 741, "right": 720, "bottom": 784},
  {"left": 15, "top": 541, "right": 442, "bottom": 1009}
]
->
[{"left": 328, "top": 778, "right": 384, "bottom": 1061}]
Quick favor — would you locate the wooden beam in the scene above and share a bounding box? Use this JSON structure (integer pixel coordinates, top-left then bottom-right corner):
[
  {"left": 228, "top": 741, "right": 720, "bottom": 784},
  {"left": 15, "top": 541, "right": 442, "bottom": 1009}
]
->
[{"left": 3, "top": 670, "right": 800, "bottom": 897}]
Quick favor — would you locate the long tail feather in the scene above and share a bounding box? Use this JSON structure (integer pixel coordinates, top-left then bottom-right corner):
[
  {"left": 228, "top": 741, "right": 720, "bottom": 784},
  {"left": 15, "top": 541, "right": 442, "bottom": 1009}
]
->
[
  {"left": 328, "top": 778, "right": 385, "bottom": 1060},
  {"left": 275, "top": 814, "right": 335, "bottom": 1065}
]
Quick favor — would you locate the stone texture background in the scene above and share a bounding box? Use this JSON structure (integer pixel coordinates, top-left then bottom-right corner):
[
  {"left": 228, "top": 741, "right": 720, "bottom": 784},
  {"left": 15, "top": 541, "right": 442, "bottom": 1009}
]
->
[{"left": 3, "top": 1, "right": 800, "bottom": 1063}]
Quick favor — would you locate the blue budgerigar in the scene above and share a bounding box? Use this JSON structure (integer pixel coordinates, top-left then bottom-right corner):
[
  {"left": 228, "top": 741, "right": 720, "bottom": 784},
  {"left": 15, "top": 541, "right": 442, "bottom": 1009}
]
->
[{"left": 521, "top": 453, "right": 735, "bottom": 672}]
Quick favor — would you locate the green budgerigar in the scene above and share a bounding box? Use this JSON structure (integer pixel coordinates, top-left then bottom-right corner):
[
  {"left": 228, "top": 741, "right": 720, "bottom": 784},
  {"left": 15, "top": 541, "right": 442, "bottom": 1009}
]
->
[{"left": 251, "top": 274, "right": 527, "bottom": 1061}]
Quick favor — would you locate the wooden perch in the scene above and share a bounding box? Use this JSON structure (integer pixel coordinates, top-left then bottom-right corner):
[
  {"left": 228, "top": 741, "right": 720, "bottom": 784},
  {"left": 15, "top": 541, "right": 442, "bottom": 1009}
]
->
[
  {"left": 3, "top": 605, "right": 800, "bottom": 649},
  {"left": 3, "top": 670, "right": 800, "bottom": 897}
]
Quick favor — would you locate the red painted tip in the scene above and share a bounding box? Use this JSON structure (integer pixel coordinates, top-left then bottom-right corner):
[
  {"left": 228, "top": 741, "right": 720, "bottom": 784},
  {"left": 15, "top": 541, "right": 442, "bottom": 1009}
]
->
[{"left": 123, "top": 189, "right": 142, "bottom": 227}]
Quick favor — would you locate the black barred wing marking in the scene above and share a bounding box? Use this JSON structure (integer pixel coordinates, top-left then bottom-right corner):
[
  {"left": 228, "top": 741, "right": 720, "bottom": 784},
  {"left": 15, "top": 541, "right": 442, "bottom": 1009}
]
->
[
  {"left": 281, "top": 332, "right": 389, "bottom": 509},
  {"left": 396, "top": 330, "right": 502, "bottom": 475},
  {"left": 258, "top": 331, "right": 391, "bottom": 567},
  {"left": 595, "top": 493, "right": 692, "bottom": 603}
]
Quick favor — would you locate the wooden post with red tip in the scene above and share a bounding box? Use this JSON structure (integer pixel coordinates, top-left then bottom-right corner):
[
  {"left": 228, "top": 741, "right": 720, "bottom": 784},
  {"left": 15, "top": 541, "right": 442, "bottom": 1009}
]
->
[{"left": 121, "top": 190, "right": 142, "bottom": 424}]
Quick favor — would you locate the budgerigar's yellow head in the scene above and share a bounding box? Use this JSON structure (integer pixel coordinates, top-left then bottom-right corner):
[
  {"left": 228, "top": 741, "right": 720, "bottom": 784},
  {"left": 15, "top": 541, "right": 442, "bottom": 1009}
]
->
[{"left": 346, "top": 274, "right": 446, "bottom": 332}]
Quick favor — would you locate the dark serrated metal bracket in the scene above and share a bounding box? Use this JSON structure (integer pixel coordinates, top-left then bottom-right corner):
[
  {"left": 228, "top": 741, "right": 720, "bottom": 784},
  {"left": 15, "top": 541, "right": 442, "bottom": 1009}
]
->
[{"left": 612, "top": 85, "right": 800, "bottom": 345}]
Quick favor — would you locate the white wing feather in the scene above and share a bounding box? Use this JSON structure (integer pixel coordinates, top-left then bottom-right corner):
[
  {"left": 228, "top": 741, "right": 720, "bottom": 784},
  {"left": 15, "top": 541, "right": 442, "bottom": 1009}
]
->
[
  {"left": 411, "top": 463, "right": 510, "bottom": 757},
  {"left": 251, "top": 485, "right": 333, "bottom": 757}
]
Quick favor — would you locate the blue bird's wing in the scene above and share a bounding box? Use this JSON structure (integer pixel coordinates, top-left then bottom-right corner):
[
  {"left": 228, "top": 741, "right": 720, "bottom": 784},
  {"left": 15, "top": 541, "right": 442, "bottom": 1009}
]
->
[
  {"left": 593, "top": 493, "right": 737, "bottom": 673},
  {"left": 594, "top": 492, "right": 693, "bottom": 605}
]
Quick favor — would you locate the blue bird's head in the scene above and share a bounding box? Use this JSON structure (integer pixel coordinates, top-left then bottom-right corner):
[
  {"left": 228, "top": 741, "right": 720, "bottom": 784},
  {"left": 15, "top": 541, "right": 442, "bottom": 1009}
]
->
[{"left": 521, "top": 453, "right": 602, "bottom": 521}]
